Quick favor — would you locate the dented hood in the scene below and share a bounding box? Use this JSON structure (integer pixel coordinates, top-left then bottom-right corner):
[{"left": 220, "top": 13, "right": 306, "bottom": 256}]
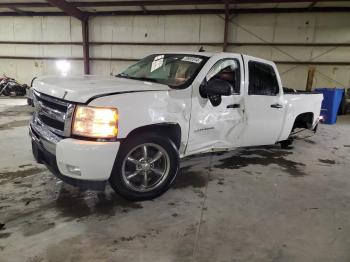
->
[{"left": 33, "top": 75, "right": 170, "bottom": 103}]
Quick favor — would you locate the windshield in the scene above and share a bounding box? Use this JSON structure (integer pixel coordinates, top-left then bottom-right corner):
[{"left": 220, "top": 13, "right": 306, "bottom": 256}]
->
[{"left": 117, "top": 54, "right": 208, "bottom": 89}]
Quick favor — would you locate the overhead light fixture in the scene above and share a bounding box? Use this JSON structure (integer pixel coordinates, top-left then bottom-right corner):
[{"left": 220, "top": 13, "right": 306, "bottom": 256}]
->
[{"left": 55, "top": 60, "right": 71, "bottom": 76}]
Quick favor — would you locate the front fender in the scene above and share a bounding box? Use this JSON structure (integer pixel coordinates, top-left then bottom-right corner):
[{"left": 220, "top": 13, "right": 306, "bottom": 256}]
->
[{"left": 88, "top": 88, "right": 191, "bottom": 146}]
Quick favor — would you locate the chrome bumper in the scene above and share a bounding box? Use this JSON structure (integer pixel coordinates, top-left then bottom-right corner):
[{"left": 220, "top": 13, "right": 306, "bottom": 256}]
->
[
  {"left": 29, "top": 114, "right": 62, "bottom": 155},
  {"left": 30, "top": 118, "right": 107, "bottom": 191}
]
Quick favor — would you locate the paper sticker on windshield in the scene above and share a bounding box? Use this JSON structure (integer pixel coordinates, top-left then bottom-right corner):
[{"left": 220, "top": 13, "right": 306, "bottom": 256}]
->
[
  {"left": 151, "top": 55, "right": 164, "bottom": 72},
  {"left": 181, "top": 56, "right": 202, "bottom": 64}
]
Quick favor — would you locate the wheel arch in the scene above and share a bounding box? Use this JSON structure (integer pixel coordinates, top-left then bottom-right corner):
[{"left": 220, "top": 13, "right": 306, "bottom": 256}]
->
[
  {"left": 125, "top": 123, "right": 182, "bottom": 150},
  {"left": 292, "top": 112, "right": 314, "bottom": 130}
]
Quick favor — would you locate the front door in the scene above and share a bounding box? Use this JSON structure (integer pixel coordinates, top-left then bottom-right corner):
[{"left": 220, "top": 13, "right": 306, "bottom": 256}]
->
[
  {"left": 238, "top": 57, "right": 286, "bottom": 146},
  {"left": 186, "top": 54, "right": 245, "bottom": 155}
]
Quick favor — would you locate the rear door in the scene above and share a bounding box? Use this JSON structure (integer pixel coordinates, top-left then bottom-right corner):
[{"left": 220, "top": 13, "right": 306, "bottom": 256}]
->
[{"left": 238, "top": 56, "right": 286, "bottom": 146}]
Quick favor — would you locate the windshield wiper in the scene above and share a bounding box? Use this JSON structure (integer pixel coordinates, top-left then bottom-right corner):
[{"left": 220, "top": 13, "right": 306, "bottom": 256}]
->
[
  {"left": 130, "top": 77, "right": 161, "bottom": 83},
  {"left": 116, "top": 73, "right": 165, "bottom": 85},
  {"left": 116, "top": 73, "right": 130, "bottom": 78},
  {"left": 120, "top": 75, "right": 161, "bottom": 84}
]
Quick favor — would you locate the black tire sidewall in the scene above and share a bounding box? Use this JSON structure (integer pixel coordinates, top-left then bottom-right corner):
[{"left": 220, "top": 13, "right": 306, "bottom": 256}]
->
[{"left": 109, "top": 133, "right": 179, "bottom": 201}]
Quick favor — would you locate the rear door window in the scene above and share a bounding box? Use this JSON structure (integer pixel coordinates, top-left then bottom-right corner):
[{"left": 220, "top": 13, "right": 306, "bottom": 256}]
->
[{"left": 248, "top": 61, "right": 279, "bottom": 96}]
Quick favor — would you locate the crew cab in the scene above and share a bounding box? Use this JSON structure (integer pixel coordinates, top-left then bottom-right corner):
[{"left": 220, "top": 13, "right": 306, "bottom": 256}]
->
[{"left": 30, "top": 52, "right": 323, "bottom": 200}]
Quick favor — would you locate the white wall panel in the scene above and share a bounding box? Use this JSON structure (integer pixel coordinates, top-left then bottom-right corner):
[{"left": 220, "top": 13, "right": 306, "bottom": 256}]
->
[
  {"left": 0, "top": 59, "right": 84, "bottom": 84},
  {"left": 14, "top": 45, "right": 42, "bottom": 57},
  {"left": 313, "top": 66, "right": 350, "bottom": 88},
  {"left": 70, "top": 18, "right": 83, "bottom": 42},
  {"left": 274, "top": 13, "right": 316, "bottom": 43},
  {"left": 0, "top": 17, "right": 15, "bottom": 41},
  {"left": 90, "top": 60, "right": 132, "bottom": 76},
  {"left": 0, "top": 44, "right": 16, "bottom": 56},
  {"left": 90, "top": 60, "right": 112, "bottom": 76},
  {"left": 231, "top": 14, "right": 276, "bottom": 43},
  {"left": 13, "top": 17, "right": 43, "bottom": 41},
  {"left": 277, "top": 65, "right": 308, "bottom": 89},
  {"left": 164, "top": 16, "right": 200, "bottom": 42},
  {"left": 132, "top": 16, "right": 165, "bottom": 42},
  {"left": 91, "top": 44, "right": 112, "bottom": 58},
  {"left": 0, "top": 13, "right": 349, "bottom": 90},
  {"left": 90, "top": 16, "right": 115, "bottom": 42},
  {"left": 42, "top": 17, "right": 73, "bottom": 42},
  {"left": 311, "top": 47, "right": 350, "bottom": 62},
  {"left": 71, "top": 45, "right": 83, "bottom": 57},
  {"left": 111, "top": 17, "right": 134, "bottom": 42},
  {"left": 270, "top": 46, "right": 313, "bottom": 61},
  {"left": 314, "top": 13, "right": 350, "bottom": 43},
  {"left": 0, "top": 59, "right": 16, "bottom": 78},
  {"left": 199, "top": 15, "right": 224, "bottom": 43},
  {"left": 228, "top": 46, "right": 273, "bottom": 61},
  {"left": 42, "top": 45, "right": 73, "bottom": 57}
]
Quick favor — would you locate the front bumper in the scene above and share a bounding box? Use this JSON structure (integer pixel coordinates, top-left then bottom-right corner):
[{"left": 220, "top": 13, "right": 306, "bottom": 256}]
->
[{"left": 29, "top": 120, "right": 120, "bottom": 191}]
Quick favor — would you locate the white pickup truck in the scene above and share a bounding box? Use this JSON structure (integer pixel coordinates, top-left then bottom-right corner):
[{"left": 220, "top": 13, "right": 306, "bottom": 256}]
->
[{"left": 30, "top": 52, "right": 323, "bottom": 200}]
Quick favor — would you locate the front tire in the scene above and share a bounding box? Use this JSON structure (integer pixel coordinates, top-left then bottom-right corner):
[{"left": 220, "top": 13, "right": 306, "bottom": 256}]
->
[{"left": 109, "top": 133, "right": 179, "bottom": 201}]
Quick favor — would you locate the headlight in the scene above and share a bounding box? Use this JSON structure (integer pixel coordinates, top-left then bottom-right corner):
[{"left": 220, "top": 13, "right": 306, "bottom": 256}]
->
[{"left": 72, "top": 105, "right": 119, "bottom": 139}]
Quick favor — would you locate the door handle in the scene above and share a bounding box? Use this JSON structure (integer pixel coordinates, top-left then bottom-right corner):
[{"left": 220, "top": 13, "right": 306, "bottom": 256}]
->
[
  {"left": 270, "top": 103, "right": 283, "bottom": 109},
  {"left": 227, "top": 103, "right": 240, "bottom": 109}
]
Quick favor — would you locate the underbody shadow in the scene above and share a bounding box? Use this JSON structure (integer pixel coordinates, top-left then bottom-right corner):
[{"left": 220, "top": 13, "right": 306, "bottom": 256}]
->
[
  {"left": 54, "top": 186, "right": 143, "bottom": 221},
  {"left": 176, "top": 146, "right": 307, "bottom": 188}
]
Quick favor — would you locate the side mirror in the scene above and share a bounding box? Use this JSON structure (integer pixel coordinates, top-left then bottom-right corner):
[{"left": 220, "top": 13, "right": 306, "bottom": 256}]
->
[{"left": 200, "top": 79, "right": 233, "bottom": 98}]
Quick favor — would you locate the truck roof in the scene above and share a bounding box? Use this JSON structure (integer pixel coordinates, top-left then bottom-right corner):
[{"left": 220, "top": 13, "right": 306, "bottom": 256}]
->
[
  {"left": 161, "top": 51, "right": 223, "bottom": 57},
  {"left": 153, "top": 51, "right": 274, "bottom": 66}
]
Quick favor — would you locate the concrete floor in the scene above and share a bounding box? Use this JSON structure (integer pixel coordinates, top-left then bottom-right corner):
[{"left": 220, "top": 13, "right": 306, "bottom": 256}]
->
[{"left": 1, "top": 97, "right": 350, "bottom": 262}]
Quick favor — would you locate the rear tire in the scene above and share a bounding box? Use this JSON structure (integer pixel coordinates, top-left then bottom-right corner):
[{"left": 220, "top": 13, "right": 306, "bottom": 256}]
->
[{"left": 109, "top": 133, "right": 179, "bottom": 201}]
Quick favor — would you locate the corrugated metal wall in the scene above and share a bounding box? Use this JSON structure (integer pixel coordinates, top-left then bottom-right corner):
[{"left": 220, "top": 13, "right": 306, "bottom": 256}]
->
[{"left": 0, "top": 13, "right": 349, "bottom": 90}]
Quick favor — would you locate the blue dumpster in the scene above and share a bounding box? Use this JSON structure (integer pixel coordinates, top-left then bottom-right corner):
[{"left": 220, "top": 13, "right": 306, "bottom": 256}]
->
[{"left": 315, "top": 88, "right": 344, "bottom": 125}]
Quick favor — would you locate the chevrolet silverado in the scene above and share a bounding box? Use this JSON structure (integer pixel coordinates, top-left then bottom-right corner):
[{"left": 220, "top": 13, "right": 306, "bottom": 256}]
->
[{"left": 30, "top": 52, "right": 323, "bottom": 200}]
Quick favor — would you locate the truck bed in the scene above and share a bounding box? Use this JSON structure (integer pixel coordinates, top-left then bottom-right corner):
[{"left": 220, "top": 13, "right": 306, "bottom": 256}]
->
[{"left": 283, "top": 87, "right": 318, "bottom": 95}]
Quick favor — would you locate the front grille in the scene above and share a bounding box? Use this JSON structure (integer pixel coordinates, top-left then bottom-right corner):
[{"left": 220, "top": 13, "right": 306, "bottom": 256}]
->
[
  {"left": 33, "top": 91, "right": 75, "bottom": 137},
  {"left": 39, "top": 98, "right": 68, "bottom": 113},
  {"left": 39, "top": 114, "right": 65, "bottom": 131}
]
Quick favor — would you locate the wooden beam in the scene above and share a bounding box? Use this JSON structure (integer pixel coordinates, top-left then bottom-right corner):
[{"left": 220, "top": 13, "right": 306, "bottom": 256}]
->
[
  {"left": 306, "top": 67, "right": 316, "bottom": 91},
  {"left": 82, "top": 19, "right": 90, "bottom": 74},
  {"left": 46, "top": 0, "right": 87, "bottom": 21}
]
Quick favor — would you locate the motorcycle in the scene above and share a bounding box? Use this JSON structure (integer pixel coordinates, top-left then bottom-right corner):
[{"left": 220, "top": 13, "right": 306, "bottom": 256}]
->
[{"left": 0, "top": 75, "right": 28, "bottom": 97}]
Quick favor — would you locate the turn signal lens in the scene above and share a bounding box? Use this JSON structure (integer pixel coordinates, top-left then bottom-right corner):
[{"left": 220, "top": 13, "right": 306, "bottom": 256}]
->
[{"left": 72, "top": 105, "right": 118, "bottom": 138}]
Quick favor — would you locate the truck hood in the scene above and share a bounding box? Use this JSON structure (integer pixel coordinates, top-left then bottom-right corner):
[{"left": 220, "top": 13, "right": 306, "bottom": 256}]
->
[{"left": 33, "top": 75, "right": 170, "bottom": 103}]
